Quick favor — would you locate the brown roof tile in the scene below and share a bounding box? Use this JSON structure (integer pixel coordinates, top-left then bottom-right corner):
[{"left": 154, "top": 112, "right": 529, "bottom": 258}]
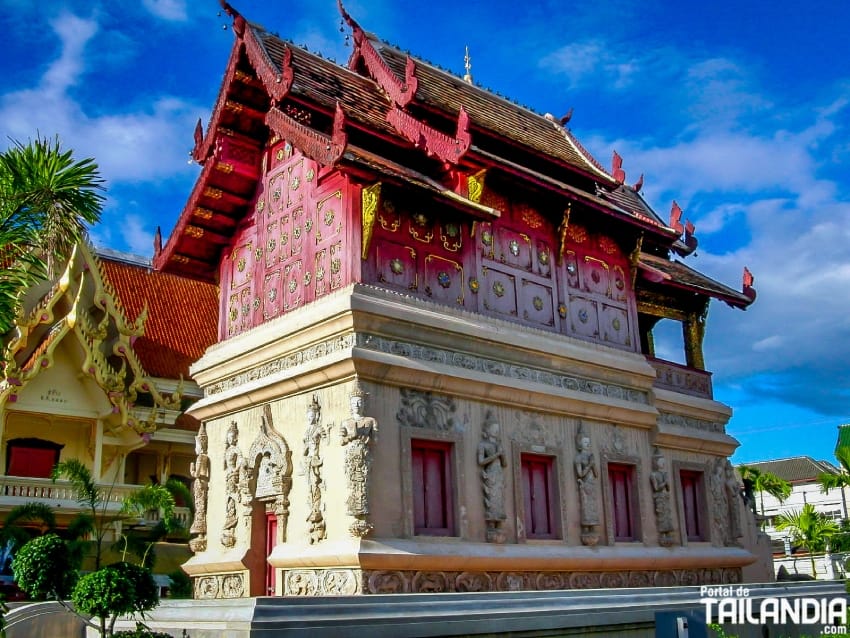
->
[
  {"left": 739, "top": 457, "right": 840, "bottom": 483},
  {"left": 639, "top": 253, "right": 753, "bottom": 308},
  {"left": 373, "top": 41, "right": 615, "bottom": 182},
  {"left": 99, "top": 257, "right": 218, "bottom": 379}
]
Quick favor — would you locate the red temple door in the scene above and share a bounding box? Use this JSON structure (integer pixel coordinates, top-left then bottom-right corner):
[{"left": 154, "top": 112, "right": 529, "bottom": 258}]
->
[{"left": 265, "top": 513, "right": 277, "bottom": 595}]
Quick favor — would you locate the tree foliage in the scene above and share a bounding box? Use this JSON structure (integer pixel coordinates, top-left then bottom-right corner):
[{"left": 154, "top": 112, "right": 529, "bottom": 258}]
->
[
  {"left": 818, "top": 445, "right": 850, "bottom": 495},
  {"left": 11, "top": 533, "right": 77, "bottom": 600},
  {"left": 775, "top": 503, "right": 839, "bottom": 577},
  {"left": 737, "top": 465, "right": 791, "bottom": 517},
  {"left": 0, "top": 136, "right": 104, "bottom": 336}
]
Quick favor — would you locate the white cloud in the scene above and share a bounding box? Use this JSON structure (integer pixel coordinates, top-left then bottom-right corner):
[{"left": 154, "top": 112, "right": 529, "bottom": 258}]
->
[
  {"left": 141, "top": 0, "right": 187, "bottom": 21},
  {"left": 119, "top": 214, "right": 155, "bottom": 255},
  {"left": 540, "top": 40, "right": 638, "bottom": 90},
  {"left": 0, "top": 12, "right": 204, "bottom": 185}
]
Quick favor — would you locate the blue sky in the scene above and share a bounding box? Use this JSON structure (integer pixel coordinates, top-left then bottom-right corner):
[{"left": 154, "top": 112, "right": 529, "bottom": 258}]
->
[{"left": 3, "top": 0, "right": 850, "bottom": 465}]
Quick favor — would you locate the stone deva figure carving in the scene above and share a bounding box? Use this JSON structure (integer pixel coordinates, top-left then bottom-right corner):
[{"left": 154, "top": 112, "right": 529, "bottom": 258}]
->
[
  {"left": 477, "top": 411, "right": 507, "bottom": 543},
  {"left": 574, "top": 423, "right": 600, "bottom": 546},
  {"left": 649, "top": 447, "right": 674, "bottom": 547},
  {"left": 303, "top": 395, "right": 331, "bottom": 544},
  {"left": 723, "top": 459, "right": 743, "bottom": 545},
  {"left": 189, "top": 423, "right": 210, "bottom": 552},
  {"left": 339, "top": 378, "right": 378, "bottom": 538},
  {"left": 221, "top": 420, "right": 244, "bottom": 548}
]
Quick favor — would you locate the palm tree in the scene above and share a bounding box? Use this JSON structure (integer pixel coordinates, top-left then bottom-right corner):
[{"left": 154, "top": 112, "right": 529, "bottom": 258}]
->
[
  {"left": 775, "top": 503, "right": 839, "bottom": 578},
  {"left": 51, "top": 459, "right": 183, "bottom": 571},
  {"left": 818, "top": 445, "right": 850, "bottom": 495},
  {"left": 0, "top": 135, "right": 104, "bottom": 336},
  {"left": 738, "top": 465, "right": 792, "bottom": 519}
]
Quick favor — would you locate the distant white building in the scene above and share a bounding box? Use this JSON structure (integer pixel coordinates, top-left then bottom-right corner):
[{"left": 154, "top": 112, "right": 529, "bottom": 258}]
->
[{"left": 738, "top": 456, "right": 849, "bottom": 553}]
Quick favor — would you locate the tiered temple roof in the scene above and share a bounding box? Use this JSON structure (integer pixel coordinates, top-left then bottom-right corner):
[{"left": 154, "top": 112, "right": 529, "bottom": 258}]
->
[
  {"left": 155, "top": 0, "right": 753, "bottom": 314},
  {"left": 1, "top": 245, "right": 218, "bottom": 434}
]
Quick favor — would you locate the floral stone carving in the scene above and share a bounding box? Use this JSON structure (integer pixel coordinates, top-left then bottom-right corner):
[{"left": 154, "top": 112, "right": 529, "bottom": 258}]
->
[
  {"left": 396, "top": 388, "right": 458, "bottom": 431},
  {"left": 340, "top": 378, "right": 378, "bottom": 537},
  {"left": 477, "top": 411, "right": 507, "bottom": 543}
]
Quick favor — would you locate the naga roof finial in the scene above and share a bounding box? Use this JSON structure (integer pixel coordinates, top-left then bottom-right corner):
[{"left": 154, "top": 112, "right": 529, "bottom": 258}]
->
[{"left": 463, "top": 46, "right": 473, "bottom": 84}]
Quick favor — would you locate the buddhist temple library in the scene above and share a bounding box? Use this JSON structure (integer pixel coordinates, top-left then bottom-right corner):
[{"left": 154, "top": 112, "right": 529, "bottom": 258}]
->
[{"left": 10, "top": 0, "right": 770, "bottom": 599}]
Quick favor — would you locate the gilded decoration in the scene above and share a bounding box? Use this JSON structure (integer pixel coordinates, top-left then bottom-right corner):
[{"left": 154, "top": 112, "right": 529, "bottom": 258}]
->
[
  {"left": 467, "top": 169, "right": 486, "bottom": 203},
  {"left": 396, "top": 388, "right": 458, "bottom": 431},
  {"left": 567, "top": 223, "right": 587, "bottom": 243},
  {"left": 302, "top": 395, "right": 333, "bottom": 543},
  {"left": 557, "top": 204, "right": 571, "bottom": 265},
  {"left": 477, "top": 411, "right": 507, "bottom": 543},
  {"left": 650, "top": 448, "right": 675, "bottom": 547},
  {"left": 189, "top": 423, "right": 210, "bottom": 552},
  {"left": 361, "top": 182, "right": 382, "bottom": 260},
  {"left": 468, "top": 277, "right": 480, "bottom": 293},
  {"left": 574, "top": 423, "right": 600, "bottom": 546},
  {"left": 340, "top": 379, "right": 378, "bottom": 537}
]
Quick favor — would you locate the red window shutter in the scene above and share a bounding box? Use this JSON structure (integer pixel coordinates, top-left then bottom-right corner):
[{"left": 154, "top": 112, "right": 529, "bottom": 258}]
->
[
  {"left": 608, "top": 464, "right": 634, "bottom": 541},
  {"left": 681, "top": 471, "right": 702, "bottom": 540},
  {"left": 411, "top": 440, "right": 453, "bottom": 535},
  {"left": 521, "top": 454, "right": 556, "bottom": 539},
  {"left": 6, "top": 441, "right": 61, "bottom": 478}
]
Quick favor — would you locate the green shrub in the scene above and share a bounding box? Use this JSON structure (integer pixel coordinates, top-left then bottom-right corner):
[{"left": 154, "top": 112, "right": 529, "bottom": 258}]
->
[
  {"left": 167, "top": 568, "right": 191, "bottom": 599},
  {"left": 72, "top": 562, "right": 159, "bottom": 619},
  {"left": 113, "top": 622, "right": 174, "bottom": 638},
  {"left": 12, "top": 533, "right": 77, "bottom": 599}
]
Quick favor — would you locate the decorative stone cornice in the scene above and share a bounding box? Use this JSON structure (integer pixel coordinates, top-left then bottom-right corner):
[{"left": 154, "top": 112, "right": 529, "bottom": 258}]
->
[{"left": 201, "top": 331, "right": 648, "bottom": 408}]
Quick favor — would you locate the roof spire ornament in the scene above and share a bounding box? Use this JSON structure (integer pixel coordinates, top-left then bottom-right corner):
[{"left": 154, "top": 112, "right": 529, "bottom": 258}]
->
[{"left": 463, "top": 46, "right": 473, "bottom": 84}]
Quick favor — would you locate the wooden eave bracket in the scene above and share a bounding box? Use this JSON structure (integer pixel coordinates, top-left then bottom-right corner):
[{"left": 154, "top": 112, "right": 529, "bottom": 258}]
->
[
  {"left": 266, "top": 101, "right": 348, "bottom": 166},
  {"left": 387, "top": 104, "right": 471, "bottom": 165},
  {"left": 339, "top": 0, "right": 417, "bottom": 107},
  {"left": 192, "top": 38, "right": 246, "bottom": 164}
]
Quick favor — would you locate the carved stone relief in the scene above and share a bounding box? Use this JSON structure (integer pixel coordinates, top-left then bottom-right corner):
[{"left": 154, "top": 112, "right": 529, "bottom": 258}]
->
[
  {"left": 351, "top": 568, "right": 743, "bottom": 595},
  {"left": 221, "top": 421, "right": 245, "bottom": 549},
  {"left": 574, "top": 423, "right": 600, "bottom": 546},
  {"left": 396, "top": 388, "right": 458, "bottom": 431},
  {"left": 658, "top": 412, "right": 724, "bottom": 434},
  {"left": 194, "top": 573, "right": 246, "bottom": 599},
  {"left": 188, "top": 422, "right": 210, "bottom": 553},
  {"left": 477, "top": 411, "right": 507, "bottom": 543},
  {"left": 204, "top": 331, "right": 651, "bottom": 408},
  {"left": 367, "top": 334, "right": 648, "bottom": 405},
  {"left": 340, "top": 378, "right": 378, "bottom": 537},
  {"left": 285, "top": 568, "right": 361, "bottom": 595},
  {"left": 302, "top": 395, "right": 332, "bottom": 543},
  {"left": 723, "top": 459, "right": 743, "bottom": 546},
  {"left": 649, "top": 448, "right": 675, "bottom": 547},
  {"left": 245, "top": 403, "right": 293, "bottom": 545}
]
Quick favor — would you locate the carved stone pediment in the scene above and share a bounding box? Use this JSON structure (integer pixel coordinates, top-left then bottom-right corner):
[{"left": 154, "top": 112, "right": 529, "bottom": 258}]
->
[{"left": 247, "top": 404, "right": 292, "bottom": 501}]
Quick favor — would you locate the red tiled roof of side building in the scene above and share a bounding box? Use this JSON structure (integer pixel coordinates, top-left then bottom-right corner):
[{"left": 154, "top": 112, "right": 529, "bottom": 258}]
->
[{"left": 99, "top": 256, "right": 219, "bottom": 379}]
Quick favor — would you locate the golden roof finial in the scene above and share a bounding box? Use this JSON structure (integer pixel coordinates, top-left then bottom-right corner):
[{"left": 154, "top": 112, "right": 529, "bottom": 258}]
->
[{"left": 463, "top": 45, "right": 473, "bottom": 84}]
